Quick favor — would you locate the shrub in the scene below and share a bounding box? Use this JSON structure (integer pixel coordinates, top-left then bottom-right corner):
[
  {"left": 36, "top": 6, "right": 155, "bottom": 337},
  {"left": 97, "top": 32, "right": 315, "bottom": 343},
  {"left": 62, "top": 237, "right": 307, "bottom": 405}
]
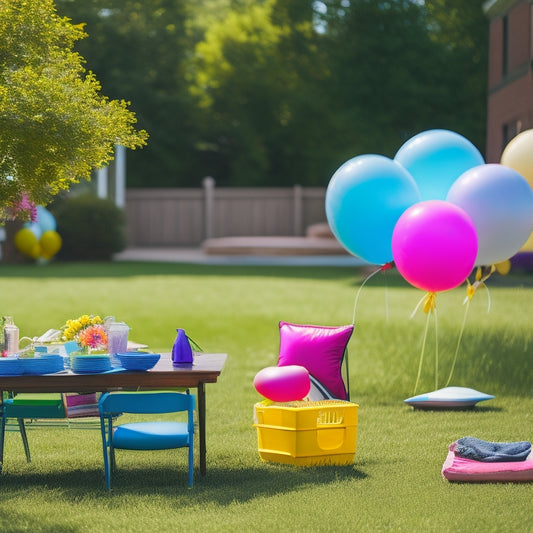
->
[{"left": 53, "top": 194, "right": 126, "bottom": 261}]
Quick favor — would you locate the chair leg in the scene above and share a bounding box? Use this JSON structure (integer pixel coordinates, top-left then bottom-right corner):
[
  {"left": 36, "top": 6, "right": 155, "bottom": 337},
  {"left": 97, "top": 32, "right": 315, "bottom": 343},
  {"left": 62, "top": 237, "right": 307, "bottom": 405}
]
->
[
  {"left": 100, "top": 416, "right": 113, "bottom": 490},
  {"left": 17, "top": 419, "right": 31, "bottom": 463},
  {"left": 188, "top": 437, "right": 194, "bottom": 488},
  {"left": 110, "top": 444, "right": 116, "bottom": 472},
  {"left": 0, "top": 413, "right": 5, "bottom": 473}
]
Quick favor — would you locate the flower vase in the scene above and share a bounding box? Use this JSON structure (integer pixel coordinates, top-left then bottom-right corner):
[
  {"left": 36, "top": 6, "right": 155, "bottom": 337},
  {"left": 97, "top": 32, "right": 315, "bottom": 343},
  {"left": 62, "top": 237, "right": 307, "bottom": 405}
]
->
[{"left": 172, "top": 329, "right": 193, "bottom": 365}]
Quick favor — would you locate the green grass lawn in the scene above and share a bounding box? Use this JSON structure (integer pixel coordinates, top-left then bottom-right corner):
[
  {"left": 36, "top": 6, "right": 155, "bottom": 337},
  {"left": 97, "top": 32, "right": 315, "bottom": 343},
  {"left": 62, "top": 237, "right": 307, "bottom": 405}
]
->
[{"left": 0, "top": 262, "right": 532, "bottom": 532}]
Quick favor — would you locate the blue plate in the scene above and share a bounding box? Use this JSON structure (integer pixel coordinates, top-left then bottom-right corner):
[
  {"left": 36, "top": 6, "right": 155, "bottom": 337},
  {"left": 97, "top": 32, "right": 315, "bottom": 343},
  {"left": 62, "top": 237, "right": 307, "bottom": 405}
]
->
[
  {"left": 0, "top": 357, "right": 23, "bottom": 375},
  {"left": 20, "top": 355, "right": 64, "bottom": 375},
  {"left": 116, "top": 352, "right": 160, "bottom": 371},
  {"left": 71, "top": 355, "right": 112, "bottom": 374}
]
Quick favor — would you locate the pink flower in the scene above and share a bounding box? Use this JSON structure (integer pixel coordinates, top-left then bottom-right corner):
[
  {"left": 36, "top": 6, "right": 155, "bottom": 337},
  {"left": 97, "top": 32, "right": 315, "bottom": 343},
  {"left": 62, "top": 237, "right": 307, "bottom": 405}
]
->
[
  {"left": 10, "top": 193, "right": 37, "bottom": 222},
  {"left": 78, "top": 325, "right": 108, "bottom": 350}
]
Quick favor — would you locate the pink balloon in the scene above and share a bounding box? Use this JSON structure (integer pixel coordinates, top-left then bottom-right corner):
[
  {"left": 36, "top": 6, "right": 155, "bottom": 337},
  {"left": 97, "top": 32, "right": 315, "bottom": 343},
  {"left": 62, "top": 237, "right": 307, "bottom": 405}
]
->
[
  {"left": 392, "top": 200, "right": 478, "bottom": 292},
  {"left": 253, "top": 365, "right": 311, "bottom": 402}
]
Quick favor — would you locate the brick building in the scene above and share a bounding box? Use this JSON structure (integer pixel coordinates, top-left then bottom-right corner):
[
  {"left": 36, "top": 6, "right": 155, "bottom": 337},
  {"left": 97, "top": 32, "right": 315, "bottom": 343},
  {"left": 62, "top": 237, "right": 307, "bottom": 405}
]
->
[{"left": 484, "top": 0, "right": 533, "bottom": 162}]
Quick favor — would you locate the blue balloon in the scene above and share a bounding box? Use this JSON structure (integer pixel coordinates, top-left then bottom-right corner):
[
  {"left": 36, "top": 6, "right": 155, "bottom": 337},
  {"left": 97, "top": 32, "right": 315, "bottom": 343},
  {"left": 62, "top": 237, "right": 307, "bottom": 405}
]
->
[
  {"left": 36, "top": 205, "right": 57, "bottom": 233},
  {"left": 325, "top": 154, "right": 421, "bottom": 265},
  {"left": 394, "top": 129, "right": 485, "bottom": 201},
  {"left": 23, "top": 221, "right": 42, "bottom": 239}
]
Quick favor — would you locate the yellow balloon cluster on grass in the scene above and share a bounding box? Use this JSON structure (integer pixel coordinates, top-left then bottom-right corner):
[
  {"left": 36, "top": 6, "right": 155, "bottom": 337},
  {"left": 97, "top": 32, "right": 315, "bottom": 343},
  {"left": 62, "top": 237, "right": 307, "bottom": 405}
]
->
[{"left": 13, "top": 206, "right": 62, "bottom": 262}]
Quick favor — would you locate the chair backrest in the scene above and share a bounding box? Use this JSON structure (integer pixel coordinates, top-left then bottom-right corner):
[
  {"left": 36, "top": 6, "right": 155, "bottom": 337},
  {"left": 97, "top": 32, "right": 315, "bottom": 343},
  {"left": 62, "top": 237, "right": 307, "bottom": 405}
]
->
[{"left": 99, "top": 391, "right": 195, "bottom": 416}]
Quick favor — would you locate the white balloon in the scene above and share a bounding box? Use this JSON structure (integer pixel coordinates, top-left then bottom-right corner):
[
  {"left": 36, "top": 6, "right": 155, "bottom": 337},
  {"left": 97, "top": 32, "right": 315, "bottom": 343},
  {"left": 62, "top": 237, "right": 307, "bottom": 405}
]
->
[{"left": 447, "top": 164, "right": 533, "bottom": 266}]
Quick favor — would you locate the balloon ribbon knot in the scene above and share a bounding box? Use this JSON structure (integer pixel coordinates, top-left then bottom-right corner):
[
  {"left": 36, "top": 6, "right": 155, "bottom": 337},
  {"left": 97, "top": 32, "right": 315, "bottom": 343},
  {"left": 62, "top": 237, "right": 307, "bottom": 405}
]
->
[{"left": 422, "top": 292, "right": 437, "bottom": 314}]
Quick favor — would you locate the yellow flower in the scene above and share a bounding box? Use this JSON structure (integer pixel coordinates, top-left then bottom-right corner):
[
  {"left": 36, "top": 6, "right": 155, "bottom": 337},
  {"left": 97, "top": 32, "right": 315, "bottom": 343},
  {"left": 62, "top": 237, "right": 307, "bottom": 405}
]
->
[{"left": 61, "top": 315, "right": 104, "bottom": 341}]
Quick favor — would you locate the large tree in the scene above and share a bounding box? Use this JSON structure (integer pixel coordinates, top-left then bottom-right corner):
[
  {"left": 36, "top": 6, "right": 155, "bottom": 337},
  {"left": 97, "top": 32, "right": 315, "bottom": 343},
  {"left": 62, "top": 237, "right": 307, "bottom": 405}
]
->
[
  {"left": 187, "top": 0, "right": 333, "bottom": 185},
  {"left": 53, "top": 0, "right": 488, "bottom": 188},
  {"left": 0, "top": 0, "right": 147, "bottom": 218},
  {"left": 422, "top": 0, "right": 488, "bottom": 151},
  {"left": 319, "top": 0, "right": 487, "bottom": 161},
  {"left": 55, "top": 0, "right": 198, "bottom": 187}
]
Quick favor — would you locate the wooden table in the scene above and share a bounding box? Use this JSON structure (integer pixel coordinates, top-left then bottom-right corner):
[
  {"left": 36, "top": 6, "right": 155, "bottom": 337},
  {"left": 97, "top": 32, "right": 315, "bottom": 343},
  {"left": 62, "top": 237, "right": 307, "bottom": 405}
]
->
[{"left": 0, "top": 352, "right": 227, "bottom": 475}]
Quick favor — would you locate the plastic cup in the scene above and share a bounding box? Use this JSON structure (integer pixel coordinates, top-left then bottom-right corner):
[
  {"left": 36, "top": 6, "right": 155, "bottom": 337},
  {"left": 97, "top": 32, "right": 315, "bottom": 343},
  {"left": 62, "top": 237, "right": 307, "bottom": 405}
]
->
[{"left": 107, "top": 322, "right": 130, "bottom": 357}]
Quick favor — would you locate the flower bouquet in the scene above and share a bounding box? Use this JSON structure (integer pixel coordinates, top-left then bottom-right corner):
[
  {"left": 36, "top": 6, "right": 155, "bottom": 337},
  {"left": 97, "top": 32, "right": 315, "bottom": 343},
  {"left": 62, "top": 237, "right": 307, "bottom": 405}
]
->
[
  {"left": 62, "top": 314, "right": 108, "bottom": 354},
  {"left": 62, "top": 314, "right": 111, "bottom": 373}
]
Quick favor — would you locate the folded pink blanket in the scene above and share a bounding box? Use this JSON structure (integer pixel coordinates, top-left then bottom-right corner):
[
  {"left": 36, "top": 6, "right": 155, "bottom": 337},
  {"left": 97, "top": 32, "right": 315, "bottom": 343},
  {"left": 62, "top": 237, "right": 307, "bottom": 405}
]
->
[{"left": 442, "top": 446, "right": 533, "bottom": 482}]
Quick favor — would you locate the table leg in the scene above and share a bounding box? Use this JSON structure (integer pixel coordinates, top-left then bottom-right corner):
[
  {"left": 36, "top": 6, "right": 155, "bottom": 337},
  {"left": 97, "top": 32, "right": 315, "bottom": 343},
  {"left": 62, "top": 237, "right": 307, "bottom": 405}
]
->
[
  {"left": 0, "top": 390, "right": 4, "bottom": 473},
  {"left": 197, "top": 382, "right": 206, "bottom": 475}
]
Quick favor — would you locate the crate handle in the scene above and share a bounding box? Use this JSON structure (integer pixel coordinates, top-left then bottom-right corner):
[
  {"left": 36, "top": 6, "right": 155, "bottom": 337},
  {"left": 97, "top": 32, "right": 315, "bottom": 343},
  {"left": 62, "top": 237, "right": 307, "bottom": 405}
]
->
[{"left": 317, "top": 410, "right": 343, "bottom": 426}]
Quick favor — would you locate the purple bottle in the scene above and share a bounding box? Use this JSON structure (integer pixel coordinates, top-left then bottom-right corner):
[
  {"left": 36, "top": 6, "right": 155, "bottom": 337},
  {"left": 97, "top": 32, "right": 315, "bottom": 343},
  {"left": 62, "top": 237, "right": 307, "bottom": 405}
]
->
[{"left": 172, "top": 329, "right": 193, "bottom": 365}]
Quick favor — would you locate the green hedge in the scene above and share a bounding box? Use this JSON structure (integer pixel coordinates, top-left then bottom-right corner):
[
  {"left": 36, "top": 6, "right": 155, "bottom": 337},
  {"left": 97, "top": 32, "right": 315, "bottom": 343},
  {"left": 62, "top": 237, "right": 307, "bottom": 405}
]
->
[{"left": 54, "top": 194, "right": 126, "bottom": 261}]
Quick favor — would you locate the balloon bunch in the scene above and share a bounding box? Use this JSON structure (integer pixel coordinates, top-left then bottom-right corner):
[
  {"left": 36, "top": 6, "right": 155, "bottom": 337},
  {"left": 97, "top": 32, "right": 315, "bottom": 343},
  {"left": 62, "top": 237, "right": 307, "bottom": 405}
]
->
[
  {"left": 326, "top": 128, "right": 533, "bottom": 299},
  {"left": 326, "top": 129, "right": 533, "bottom": 391},
  {"left": 13, "top": 206, "right": 62, "bottom": 262}
]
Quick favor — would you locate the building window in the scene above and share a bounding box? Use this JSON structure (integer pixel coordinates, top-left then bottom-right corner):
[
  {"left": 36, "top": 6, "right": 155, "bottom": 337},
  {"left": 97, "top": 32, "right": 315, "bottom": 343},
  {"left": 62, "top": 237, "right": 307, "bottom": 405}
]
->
[
  {"left": 502, "top": 120, "right": 519, "bottom": 151},
  {"left": 502, "top": 15, "right": 509, "bottom": 76}
]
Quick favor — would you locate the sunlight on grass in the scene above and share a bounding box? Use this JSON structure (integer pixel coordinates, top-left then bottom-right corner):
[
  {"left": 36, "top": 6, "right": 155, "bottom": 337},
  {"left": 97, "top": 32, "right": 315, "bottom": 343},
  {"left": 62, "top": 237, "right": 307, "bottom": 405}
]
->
[{"left": 0, "top": 262, "right": 532, "bottom": 532}]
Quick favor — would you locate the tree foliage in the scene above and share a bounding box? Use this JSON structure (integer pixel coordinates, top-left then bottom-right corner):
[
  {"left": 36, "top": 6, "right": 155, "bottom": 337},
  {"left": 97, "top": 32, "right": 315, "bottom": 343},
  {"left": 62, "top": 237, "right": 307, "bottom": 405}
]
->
[
  {"left": 187, "top": 0, "right": 332, "bottom": 185},
  {"left": 51, "top": 0, "right": 488, "bottom": 188},
  {"left": 55, "top": 0, "right": 199, "bottom": 187},
  {"left": 0, "top": 0, "right": 147, "bottom": 216}
]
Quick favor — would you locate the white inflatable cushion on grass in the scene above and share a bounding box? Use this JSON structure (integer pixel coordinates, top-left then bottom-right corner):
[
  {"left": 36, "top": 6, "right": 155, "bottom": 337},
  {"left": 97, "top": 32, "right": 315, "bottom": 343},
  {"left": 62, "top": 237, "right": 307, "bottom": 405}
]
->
[{"left": 404, "top": 386, "right": 494, "bottom": 409}]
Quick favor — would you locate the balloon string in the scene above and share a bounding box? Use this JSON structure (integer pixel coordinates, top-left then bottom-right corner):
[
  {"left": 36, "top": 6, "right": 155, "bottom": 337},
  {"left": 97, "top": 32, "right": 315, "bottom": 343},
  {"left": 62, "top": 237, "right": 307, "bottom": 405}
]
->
[
  {"left": 445, "top": 297, "right": 470, "bottom": 387},
  {"left": 485, "top": 284, "right": 492, "bottom": 314},
  {"left": 351, "top": 262, "right": 392, "bottom": 325},
  {"left": 385, "top": 283, "right": 389, "bottom": 323},
  {"left": 434, "top": 306, "right": 439, "bottom": 390},
  {"left": 410, "top": 291, "right": 437, "bottom": 319},
  {"left": 464, "top": 265, "right": 495, "bottom": 313},
  {"left": 413, "top": 307, "right": 432, "bottom": 396}
]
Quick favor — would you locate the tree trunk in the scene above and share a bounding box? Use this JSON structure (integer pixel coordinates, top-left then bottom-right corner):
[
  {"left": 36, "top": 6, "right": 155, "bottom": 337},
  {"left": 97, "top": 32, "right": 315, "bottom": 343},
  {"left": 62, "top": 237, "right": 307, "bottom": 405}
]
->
[{"left": 2, "top": 220, "right": 27, "bottom": 264}]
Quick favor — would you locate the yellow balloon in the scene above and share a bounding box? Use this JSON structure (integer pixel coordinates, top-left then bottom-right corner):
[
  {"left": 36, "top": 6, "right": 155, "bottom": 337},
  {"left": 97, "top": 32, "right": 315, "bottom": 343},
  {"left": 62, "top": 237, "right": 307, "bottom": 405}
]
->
[
  {"left": 520, "top": 230, "right": 533, "bottom": 252},
  {"left": 29, "top": 243, "right": 41, "bottom": 260},
  {"left": 39, "top": 230, "right": 62, "bottom": 258},
  {"left": 14, "top": 228, "right": 38, "bottom": 256},
  {"left": 494, "top": 259, "right": 511, "bottom": 276},
  {"left": 501, "top": 129, "right": 533, "bottom": 187}
]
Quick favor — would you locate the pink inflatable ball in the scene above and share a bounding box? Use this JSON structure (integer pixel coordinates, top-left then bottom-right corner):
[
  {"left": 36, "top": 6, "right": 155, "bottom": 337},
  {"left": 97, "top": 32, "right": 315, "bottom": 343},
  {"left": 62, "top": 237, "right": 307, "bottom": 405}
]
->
[{"left": 253, "top": 365, "right": 311, "bottom": 402}]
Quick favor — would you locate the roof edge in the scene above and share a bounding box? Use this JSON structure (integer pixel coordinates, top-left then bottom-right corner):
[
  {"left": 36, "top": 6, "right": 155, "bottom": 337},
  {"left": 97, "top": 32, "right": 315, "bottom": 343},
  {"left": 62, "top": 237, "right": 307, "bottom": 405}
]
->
[{"left": 483, "top": 0, "right": 521, "bottom": 18}]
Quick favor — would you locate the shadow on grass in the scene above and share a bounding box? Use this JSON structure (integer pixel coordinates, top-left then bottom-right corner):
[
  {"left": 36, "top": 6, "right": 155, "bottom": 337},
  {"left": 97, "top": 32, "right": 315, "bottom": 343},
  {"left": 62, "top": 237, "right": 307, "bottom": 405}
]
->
[
  {"left": 0, "top": 463, "right": 367, "bottom": 503},
  {"left": 406, "top": 405, "right": 504, "bottom": 413},
  {"left": 0, "top": 261, "right": 364, "bottom": 281},
  {"left": 1, "top": 261, "right": 532, "bottom": 289}
]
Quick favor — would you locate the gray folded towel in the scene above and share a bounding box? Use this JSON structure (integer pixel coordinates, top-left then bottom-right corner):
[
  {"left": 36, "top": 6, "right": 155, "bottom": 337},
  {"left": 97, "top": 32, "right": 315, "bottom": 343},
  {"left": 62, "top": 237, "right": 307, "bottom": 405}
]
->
[{"left": 454, "top": 436, "right": 531, "bottom": 462}]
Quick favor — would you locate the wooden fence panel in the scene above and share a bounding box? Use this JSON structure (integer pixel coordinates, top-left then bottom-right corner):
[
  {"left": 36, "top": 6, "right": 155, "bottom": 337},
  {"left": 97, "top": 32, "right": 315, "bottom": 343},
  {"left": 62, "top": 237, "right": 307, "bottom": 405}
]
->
[{"left": 124, "top": 185, "right": 328, "bottom": 247}]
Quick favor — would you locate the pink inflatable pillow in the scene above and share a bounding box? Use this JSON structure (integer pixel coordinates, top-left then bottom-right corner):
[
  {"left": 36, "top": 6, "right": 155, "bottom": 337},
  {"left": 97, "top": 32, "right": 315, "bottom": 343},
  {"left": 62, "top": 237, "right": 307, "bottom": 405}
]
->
[
  {"left": 442, "top": 446, "right": 533, "bottom": 482},
  {"left": 277, "top": 322, "right": 354, "bottom": 400}
]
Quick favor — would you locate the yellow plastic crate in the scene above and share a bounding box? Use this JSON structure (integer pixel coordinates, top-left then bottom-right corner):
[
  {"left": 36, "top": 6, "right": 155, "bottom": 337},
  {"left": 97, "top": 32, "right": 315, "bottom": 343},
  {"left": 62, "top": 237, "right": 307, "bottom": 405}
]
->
[{"left": 253, "top": 400, "right": 358, "bottom": 466}]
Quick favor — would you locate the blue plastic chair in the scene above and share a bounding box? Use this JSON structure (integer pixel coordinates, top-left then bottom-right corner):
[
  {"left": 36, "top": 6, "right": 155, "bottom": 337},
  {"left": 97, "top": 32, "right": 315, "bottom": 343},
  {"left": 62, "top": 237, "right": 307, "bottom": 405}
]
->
[{"left": 98, "top": 391, "right": 195, "bottom": 490}]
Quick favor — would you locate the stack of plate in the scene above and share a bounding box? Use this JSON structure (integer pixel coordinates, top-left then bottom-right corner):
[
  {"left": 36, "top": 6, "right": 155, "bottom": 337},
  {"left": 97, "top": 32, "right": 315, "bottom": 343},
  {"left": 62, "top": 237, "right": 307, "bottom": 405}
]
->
[
  {"left": 0, "top": 357, "right": 23, "bottom": 375},
  {"left": 20, "top": 355, "right": 65, "bottom": 375},
  {"left": 71, "top": 355, "right": 112, "bottom": 374},
  {"left": 116, "top": 352, "right": 160, "bottom": 371}
]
